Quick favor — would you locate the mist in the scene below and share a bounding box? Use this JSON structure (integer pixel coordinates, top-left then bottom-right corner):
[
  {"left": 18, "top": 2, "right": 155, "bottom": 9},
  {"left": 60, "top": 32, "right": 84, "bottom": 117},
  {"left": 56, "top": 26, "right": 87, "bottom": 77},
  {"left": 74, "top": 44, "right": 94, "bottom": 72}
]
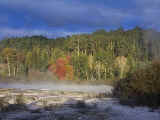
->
[
  {"left": 143, "top": 29, "right": 160, "bottom": 58},
  {"left": 0, "top": 82, "right": 113, "bottom": 94}
]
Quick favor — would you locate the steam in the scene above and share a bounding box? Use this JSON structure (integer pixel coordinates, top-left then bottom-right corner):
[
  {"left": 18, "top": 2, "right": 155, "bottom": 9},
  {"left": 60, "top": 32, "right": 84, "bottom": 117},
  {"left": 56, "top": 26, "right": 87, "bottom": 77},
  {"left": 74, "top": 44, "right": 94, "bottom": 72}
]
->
[
  {"left": 143, "top": 29, "right": 160, "bottom": 58},
  {"left": 0, "top": 82, "right": 113, "bottom": 94}
]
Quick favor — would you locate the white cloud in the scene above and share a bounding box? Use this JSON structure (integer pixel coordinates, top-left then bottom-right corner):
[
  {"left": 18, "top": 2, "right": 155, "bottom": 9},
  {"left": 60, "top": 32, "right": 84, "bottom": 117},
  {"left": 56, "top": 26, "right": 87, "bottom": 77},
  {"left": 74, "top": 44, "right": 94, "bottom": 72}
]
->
[
  {"left": 0, "top": 28, "right": 81, "bottom": 39},
  {"left": 0, "top": 0, "right": 136, "bottom": 27},
  {"left": 0, "top": 0, "right": 160, "bottom": 30},
  {"left": 134, "top": 0, "right": 160, "bottom": 29}
]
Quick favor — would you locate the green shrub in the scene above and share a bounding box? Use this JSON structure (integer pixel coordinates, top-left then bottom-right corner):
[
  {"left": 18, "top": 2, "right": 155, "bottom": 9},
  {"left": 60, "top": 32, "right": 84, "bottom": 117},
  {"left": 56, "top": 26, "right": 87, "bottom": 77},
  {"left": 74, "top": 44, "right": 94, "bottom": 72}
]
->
[
  {"left": 114, "top": 60, "right": 160, "bottom": 107},
  {"left": 15, "top": 94, "right": 26, "bottom": 105}
]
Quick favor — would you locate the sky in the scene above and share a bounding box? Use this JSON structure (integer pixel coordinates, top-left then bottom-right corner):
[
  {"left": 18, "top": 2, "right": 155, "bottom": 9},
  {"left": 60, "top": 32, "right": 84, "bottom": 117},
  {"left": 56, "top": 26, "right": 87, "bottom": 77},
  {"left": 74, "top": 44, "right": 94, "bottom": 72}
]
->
[{"left": 0, "top": 0, "right": 160, "bottom": 39}]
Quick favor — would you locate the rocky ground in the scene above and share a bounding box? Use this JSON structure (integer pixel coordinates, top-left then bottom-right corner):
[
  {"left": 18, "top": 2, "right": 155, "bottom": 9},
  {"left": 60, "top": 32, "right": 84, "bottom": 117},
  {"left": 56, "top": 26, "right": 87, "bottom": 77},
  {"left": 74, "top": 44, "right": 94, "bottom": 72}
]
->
[
  {"left": 0, "top": 88, "right": 111, "bottom": 120},
  {"left": 0, "top": 88, "right": 159, "bottom": 120}
]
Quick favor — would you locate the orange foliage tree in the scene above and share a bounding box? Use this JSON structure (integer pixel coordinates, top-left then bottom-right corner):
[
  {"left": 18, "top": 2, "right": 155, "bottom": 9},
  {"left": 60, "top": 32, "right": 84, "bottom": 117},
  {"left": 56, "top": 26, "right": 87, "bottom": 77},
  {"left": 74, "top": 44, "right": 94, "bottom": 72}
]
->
[{"left": 48, "top": 56, "right": 74, "bottom": 80}]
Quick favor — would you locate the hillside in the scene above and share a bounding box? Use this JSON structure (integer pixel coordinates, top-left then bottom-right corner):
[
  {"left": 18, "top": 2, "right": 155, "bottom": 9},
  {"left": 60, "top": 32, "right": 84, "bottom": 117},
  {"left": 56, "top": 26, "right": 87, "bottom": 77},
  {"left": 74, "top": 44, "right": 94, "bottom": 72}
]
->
[{"left": 0, "top": 27, "right": 159, "bottom": 84}]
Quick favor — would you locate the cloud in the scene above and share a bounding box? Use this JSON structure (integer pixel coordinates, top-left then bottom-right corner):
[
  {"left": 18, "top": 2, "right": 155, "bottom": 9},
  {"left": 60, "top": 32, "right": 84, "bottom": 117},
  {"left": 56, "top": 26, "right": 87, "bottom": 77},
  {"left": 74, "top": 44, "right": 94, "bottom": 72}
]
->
[
  {"left": 134, "top": 0, "right": 160, "bottom": 28},
  {"left": 0, "top": 27, "right": 81, "bottom": 39},
  {"left": 0, "top": 0, "right": 138, "bottom": 28},
  {"left": 0, "top": 0, "right": 160, "bottom": 39}
]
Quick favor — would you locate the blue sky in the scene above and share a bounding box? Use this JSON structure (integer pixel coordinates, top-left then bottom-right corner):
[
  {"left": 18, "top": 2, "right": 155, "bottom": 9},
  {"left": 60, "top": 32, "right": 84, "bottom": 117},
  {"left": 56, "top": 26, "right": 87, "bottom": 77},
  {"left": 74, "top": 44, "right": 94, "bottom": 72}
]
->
[{"left": 0, "top": 0, "right": 160, "bottom": 39}]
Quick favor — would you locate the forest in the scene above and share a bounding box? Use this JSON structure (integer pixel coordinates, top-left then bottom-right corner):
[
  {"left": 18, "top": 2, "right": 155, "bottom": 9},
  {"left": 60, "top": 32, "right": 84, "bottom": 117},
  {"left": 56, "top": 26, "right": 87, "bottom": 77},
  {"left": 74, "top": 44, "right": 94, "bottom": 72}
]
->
[
  {"left": 0, "top": 27, "right": 159, "bottom": 83},
  {"left": 0, "top": 27, "right": 160, "bottom": 106}
]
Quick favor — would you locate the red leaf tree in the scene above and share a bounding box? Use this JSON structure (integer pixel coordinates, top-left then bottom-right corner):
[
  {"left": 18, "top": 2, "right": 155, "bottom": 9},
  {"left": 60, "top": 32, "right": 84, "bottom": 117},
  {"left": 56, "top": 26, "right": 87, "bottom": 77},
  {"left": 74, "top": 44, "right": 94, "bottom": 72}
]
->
[{"left": 48, "top": 56, "right": 73, "bottom": 80}]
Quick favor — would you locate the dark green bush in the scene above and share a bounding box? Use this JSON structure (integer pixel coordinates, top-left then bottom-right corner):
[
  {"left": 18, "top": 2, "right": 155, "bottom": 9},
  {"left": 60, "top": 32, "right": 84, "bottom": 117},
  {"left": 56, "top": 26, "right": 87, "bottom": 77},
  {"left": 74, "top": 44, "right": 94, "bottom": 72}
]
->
[
  {"left": 76, "top": 100, "right": 87, "bottom": 108},
  {"left": 114, "top": 60, "right": 160, "bottom": 107}
]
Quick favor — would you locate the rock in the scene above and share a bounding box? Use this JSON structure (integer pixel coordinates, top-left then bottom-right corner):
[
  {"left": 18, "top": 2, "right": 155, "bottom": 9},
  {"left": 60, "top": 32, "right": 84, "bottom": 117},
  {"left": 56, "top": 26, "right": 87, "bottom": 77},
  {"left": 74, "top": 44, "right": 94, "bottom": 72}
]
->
[
  {"left": 5, "top": 111, "right": 31, "bottom": 120},
  {"left": 8, "top": 98, "right": 15, "bottom": 104},
  {"left": 0, "top": 88, "right": 111, "bottom": 120},
  {"left": 26, "top": 104, "right": 41, "bottom": 111}
]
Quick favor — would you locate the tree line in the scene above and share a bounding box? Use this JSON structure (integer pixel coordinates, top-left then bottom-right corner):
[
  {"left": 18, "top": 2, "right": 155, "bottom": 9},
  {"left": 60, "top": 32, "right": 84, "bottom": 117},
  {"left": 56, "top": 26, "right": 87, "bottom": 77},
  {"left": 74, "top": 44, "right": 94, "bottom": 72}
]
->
[{"left": 0, "top": 27, "right": 159, "bottom": 83}]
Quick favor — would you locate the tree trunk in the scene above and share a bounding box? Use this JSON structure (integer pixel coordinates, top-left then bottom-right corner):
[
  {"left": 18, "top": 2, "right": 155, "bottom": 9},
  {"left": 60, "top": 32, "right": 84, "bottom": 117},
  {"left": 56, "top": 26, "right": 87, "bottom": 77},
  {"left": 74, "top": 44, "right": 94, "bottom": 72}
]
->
[
  {"left": 13, "top": 64, "right": 18, "bottom": 77},
  {"left": 77, "top": 37, "right": 80, "bottom": 56},
  {"left": 13, "top": 67, "right": 16, "bottom": 77},
  {"left": 7, "top": 56, "right": 11, "bottom": 77}
]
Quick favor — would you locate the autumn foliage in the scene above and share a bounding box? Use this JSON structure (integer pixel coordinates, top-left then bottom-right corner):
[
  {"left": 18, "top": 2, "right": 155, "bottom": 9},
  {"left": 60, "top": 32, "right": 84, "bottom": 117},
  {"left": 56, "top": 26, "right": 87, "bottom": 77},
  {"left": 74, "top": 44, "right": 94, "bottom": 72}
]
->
[
  {"left": 114, "top": 60, "right": 160, "bottom": 107},
  {"left": 48, "top": 56, "right": 74, "bottom": 80}
]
